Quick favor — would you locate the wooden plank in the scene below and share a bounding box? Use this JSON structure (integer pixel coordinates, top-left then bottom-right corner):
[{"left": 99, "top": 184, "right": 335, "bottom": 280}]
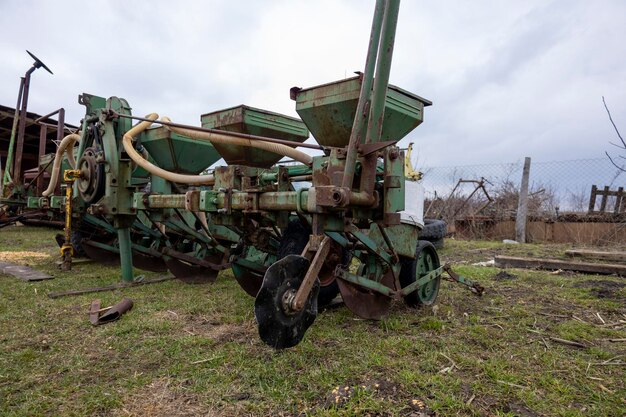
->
[
  {"left": 588, "top": 185, "right": 597, "bottom": 213},
  {"left": 600, "top": 186, "right": 610, "bottom": 212},
  {"left": 0, "top": 261, "right": 53, "bottom": 281},
  {"left": 494, "top": 255, "right": 626, "bottom": 276},
  {"left": 615, "top": 187, "right": 624, "bottom": 214},
  {"left": 565, "top": 249, "right": 626, "bottom": 262}
]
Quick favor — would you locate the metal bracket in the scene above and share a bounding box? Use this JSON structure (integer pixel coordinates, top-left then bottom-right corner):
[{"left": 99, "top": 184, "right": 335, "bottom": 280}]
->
[
  {"left": 443, "top": 264, "right": 484, "bottom": 296},
  {"left": 358, "top": 140, "right": 398, "bottom": 156}
]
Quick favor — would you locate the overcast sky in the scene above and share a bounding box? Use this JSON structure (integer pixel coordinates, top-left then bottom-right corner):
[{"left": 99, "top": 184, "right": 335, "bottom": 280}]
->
[{"left": 1, "top": 0, "right": 624, "bottom": 167}]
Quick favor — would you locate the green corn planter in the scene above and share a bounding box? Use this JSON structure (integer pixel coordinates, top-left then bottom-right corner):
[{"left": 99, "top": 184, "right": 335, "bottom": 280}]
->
[
  {"left": 200, "top": 105, "right": 309, "bottom": 168},
  {"left": 293, "top": 76, "right": 432, "bottom": 147},
  {"left": 140, "top": 126, "right": 222, "bottom": 175}
]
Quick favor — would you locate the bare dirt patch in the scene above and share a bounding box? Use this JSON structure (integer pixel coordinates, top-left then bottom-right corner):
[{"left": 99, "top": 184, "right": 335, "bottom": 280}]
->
[
  {"left": 0, "top": 250, "right": 51, "bottom": 265},
  {"left": 574, "top": 280, "right": 626, "bottom": 300},
  {"left": 115, "top": 378, "right": 209, "bottom": 417},
  {"left": 182, "top": 315, "right": 256, "bottom": 343}
]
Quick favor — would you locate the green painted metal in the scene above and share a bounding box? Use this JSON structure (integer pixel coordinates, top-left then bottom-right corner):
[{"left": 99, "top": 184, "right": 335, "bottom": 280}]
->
[
  {"left": 294, "top": 76, "right": 431, "bottom": 148},
  {"left": 365, "top": 0, "right": 401, "bottom": 145},
  {"left": 367, "top": 223, "right": 418, "bottom": 259},
  {"left": 414, "top": 246, "right": 441, "bottom": 304},
  {"left": 397, "top": 265, "right": 443, "bottom": 297},
  {"left": 383, "top": 147, "right": 405, "bottom": 223},
  {"left": 117, "top": 227, "right": 134, "bottom": 282},
  {"left": 336, "top": 268, "right": 396, "bottom": 297},
  {"left": 50, "top": 195, "right": 64, "bottom": 209},
  {"left": 200, "top": 105, "right": 309, "bottom": 168},
  {"left": 140, "top": 127, "right": 221, "bottom": 175}
]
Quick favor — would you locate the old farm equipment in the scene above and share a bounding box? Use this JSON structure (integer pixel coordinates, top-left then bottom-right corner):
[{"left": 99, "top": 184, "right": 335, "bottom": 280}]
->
[{"left": 24, "top": 0, "right": 482, "bottom": 348}]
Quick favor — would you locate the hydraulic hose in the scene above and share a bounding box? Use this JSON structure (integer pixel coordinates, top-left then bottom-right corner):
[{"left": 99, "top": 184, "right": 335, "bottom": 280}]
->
[
  {"left": 42, "top": 133, "right": 80, "bottom": 197},
  {"left": 122, "top": 113, "right": 216, "bottom": 185},
  {"left": 161, "top": 116, "right": 313, "bottom": 166}
]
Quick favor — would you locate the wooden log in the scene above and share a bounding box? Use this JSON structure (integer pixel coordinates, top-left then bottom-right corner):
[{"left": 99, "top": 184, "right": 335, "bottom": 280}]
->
[
  {"left": 565, "top": 249, "right": 626, "bottom": 263},
  {"left": 494, "top": 255, "right": 626, "bottom": 276}
]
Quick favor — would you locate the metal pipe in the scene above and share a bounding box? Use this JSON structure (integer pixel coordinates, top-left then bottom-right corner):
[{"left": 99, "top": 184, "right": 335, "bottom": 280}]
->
[
  {"left": 13, "top": 67, "right": 36, "bottom": 186},
  {"left": 34, "top": 107, "right": 63, "bottom": 123},
  {"left": 114, "top": 112, "right": 324, "bottom": 151},
  {"left": 341, "top": 0, "right": 386, "bottom": 189},
  {"left": 365, "top": 0, "right": 400, "bottom": 144},
  {"left": 2, "top": 77, "right": 25, "bottom": 187},
  {"left": 36, "top": 124, "right": 47, "bottom": 194},
  {"left": 117, "top": 227, "right": 134, "bottom": 282}
]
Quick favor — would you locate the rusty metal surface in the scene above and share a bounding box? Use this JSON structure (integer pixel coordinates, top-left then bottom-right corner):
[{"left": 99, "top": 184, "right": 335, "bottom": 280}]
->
[
  {"left": 90, "top": 298, "right": 134, "bottom": 326},
  {"left": 232, "top": 266, "right": 264, "bottom": 297},
  {"left": 81, "top": 240, "right": 120, "bottom": 266},
  {"left": 131, "top": 252, "right": 168, "bottom": 273},
  {"left": 337, "top": 267, "right": 395, "bottom": 320},
  {"left": 163, "top": 257, "right": 219, "bottom": 284}
]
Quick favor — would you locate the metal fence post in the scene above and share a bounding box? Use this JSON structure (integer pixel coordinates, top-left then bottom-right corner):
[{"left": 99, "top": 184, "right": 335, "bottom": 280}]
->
[{"left": 515, "top": 157, "right": 531, "bottom": 243}]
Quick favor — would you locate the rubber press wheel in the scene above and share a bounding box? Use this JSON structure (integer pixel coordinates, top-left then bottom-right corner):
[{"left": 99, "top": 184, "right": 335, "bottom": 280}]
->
[
  {"left": 278, "top": 219, "right": 350, "bottom": 307},
  {"left": 399, "top": 240, "right": 441, "bottom": 307}
]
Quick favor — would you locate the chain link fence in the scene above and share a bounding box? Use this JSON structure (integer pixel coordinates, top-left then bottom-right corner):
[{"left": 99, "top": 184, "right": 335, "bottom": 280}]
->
[{"left": 419, "top": 158, "right": 625, "bottom": 222}]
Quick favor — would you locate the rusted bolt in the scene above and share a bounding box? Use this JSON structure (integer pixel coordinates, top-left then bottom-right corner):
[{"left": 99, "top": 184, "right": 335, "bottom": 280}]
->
[{"left": 331, "top": 188, "right": 348, "bottom": 206}]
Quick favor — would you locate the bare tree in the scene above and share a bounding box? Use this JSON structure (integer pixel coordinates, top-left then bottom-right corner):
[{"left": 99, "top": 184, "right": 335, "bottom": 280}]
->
[{"left": 603, "top": 96, "right": 625, "bottom": 171}]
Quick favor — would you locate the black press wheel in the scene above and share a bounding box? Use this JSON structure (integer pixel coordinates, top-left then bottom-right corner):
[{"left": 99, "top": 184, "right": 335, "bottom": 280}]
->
[{"left": 399, "top": 240, "right": 441, "bottom": 307}]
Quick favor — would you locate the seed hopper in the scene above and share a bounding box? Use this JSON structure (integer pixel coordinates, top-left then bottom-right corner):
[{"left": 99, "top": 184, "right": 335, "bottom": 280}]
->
[{"left": 22, "top": 0, "right": 483, "bottom": 348}]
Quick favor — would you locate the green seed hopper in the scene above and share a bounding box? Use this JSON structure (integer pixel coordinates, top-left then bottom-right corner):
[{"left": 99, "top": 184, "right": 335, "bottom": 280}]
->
[
  {"left": 201, "top": 105, "right": 309, "bottom": 168},
  {"left": 293, "top": 76, "right": 431, "bottom": 147},
  {"left": 139, "top": 126, "right": 222, "bottom": 175}
]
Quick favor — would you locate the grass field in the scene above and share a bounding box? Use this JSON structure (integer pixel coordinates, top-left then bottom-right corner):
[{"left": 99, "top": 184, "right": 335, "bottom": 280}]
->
[{"left": 0, "top": 225, "right": 624, "bottom": 416}]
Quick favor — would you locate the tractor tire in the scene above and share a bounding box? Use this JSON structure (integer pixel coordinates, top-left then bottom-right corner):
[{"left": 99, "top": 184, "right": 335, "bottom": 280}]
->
[{"left": 420, "top": 219, "right": 447, "bottom": 249}]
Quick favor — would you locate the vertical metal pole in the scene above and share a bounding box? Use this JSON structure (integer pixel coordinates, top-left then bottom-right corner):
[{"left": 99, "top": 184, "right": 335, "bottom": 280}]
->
[
  {"left": 2, "top": 77, "right": 25, "bottom": 187},
  {"left": 36, "top": 124, "right": 47, "bottom": 195},
  {"left": 515, "top": 157, "right": 531, "bottom": 243},
  {"left": 341, "top": 0, "right": 386, "bottom": 190},
  {"left": 365, "top": 0, "right": 401, "bottom": 144},
  {"left": 57, "top": 108, "right": 65, "bottom": 143},
  {"left": 13, "top": 67, "right": 36, "bottom": 186},
  {"left": 117, "top": 227, "right": 135, "bottom": 282}
]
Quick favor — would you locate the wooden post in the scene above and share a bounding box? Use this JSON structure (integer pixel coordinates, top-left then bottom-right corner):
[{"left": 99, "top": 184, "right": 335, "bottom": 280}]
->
[
  {"left": 588, "top": 185, "right": 597, "bottom": 213},
  {"left": 614, "top": 187, "right": 623, "bottom": 214},
  {"left": 600, "top": 186, "right": 610, "bottom": 212},
  {"left": 515, "top": 157, "right": 531, "bottom": 243}
]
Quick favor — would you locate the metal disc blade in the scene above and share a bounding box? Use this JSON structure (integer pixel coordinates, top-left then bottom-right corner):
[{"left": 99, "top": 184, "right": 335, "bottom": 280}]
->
[
  {"left": 132, "top": 251, "right": 168, "bottom": 273},
  {"left": 337, "top": 270, "right": 395, "bottom": 320},
  {"left": 82, "top": 240, "right": 119, "bottom": 266},
  {"left": 254, "top": 255, "right": 318, "bottom": 349},
  {"left": 164, "top": 257, "right": 218, "bottom": 284},
  {"left": 26, "top": 50, "right": 53, "bottom": 74},
  {"left": 232, "top": 264, "right": 264, "bottom": 297}
]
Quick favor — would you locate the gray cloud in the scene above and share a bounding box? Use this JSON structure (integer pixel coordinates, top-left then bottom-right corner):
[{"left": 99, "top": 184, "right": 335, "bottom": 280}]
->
[{"left": 1, "top": 0, "right": 624, "bottom": 167}]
